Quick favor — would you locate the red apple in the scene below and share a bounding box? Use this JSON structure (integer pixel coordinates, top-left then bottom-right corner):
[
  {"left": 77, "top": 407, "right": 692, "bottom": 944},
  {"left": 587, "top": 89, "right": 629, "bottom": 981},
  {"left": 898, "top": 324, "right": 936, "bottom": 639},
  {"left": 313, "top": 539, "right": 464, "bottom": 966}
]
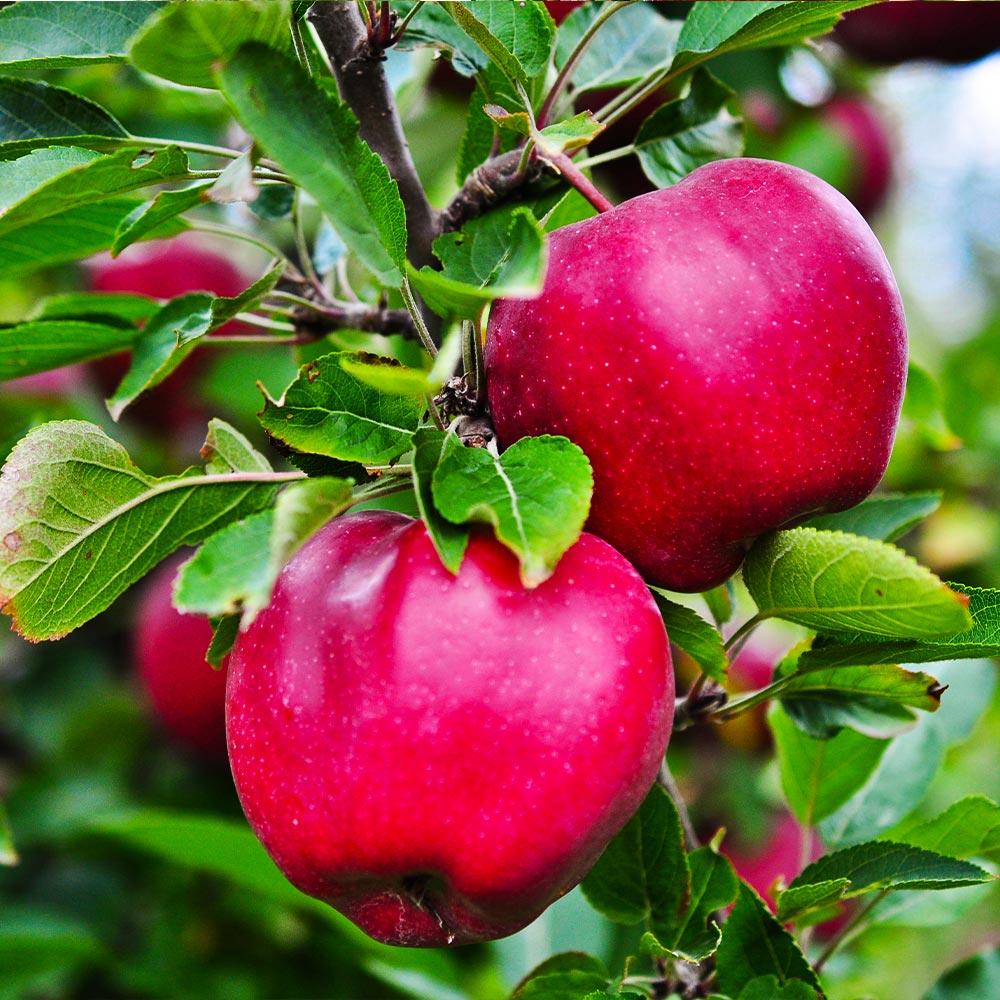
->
[
  {"left": 226, "top": 511, "right": 674, "bottom": 946},
  {"left": 4, "top": 366, "right": 86, "bottom": 398},
  {"left": 486, "top": 158, "right": 907, "bottom": 592},
  {"left": 546, "top": 1, "right": 583, "bottom": 25},
  {"left": 834, "top": 0, "right": 1000, "bottom": 65},
  {"left": 134, "top": 555, "right": 227, "bottom": 756}
]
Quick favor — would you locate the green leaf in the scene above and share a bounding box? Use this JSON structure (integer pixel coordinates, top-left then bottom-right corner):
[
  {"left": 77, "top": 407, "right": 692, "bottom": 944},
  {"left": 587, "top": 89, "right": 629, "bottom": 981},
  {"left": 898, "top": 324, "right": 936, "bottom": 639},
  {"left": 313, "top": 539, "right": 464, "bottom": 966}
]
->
[
  {"left": 0, "top": 144, "right": 191, "bottom": 239},
  {"left": 715, "top": 883, "right": 821, "bottom": 995},
  {"left": 410, "top": 206, "right": 548, "bottom": 319},
  {"left": 29, "top": 291, "right": 157, "bottom": 325},
  {"left": 635, "top": 68, "right": 743, "bottom": 188},
  {"left": 411, "top": 428, "right": 470, "bottom": 575},
  {"left": 787, "top": 842, "right": 992, "bottom": 907},
  {"left": 902, "top": 361, "right": 961, "bottom": 451},
  {"left": 0, "top": 2, "right": 162, "bottom": 69},
  {"left": 737, "top": 977, "right": 818, "bottom": 1000},
  {"left": 339, "top": 329, "right": 463, "bottom": 399},
  {"left": 259, "top": 351, "right": 423, "bottom": 465},
  {"left": 555, "top": 4, "right": 682, "bottom": 94},
  {"left": 925, "top": 948, "right": 1000, "bottom": 1000},
  {"left": 743, "top": 527, "right": 973, "bottom": 639},
  {"left": 176, "top": 477, "right": 353, "bottom": 626},
  {"left": 672, "top": 845, "right": 739, "bottom": 959},
  {"left": 582, "top": 785, "right": 689, "bottom": 940},
  {"left": 775, "top": 879, "right": 851, "bottom": 924},
  {"left": 819, "top": 661, "right": 996, "bottom": 846},
  {"left": 893, "top": 796, "right": 1000, "bottom": 862},
  {"left": 431, "top": 435, "right": 593, "bottom": 587},
  {"left": 0, "top": 799, "right": 16, "bottom": 866},
  {"left": 769, "top": 704, "right": 888, "bottom": 826},
  {"left": 799, "top": 584, "right": 1000, "bottom": 668},
  {"left": 206, "top": 613, "right": 239, "bottom": 668},
  {"left": 129, "top": 0, "right": 292, "bottom": 88},
  {"left": 393, "top": 1, "right": 488, "bottom": 77},
  {"left": 777, "top": 663, "right": 944, "bottom": 740},
  {"left": 0, "top": 907, "right": 103, "bottom": 988},
  {"left": 672, "top": 1, "right": 872, "bottom": 71},
  {"left": 218, "top": 44, "right": 406, "bottom": 287},
  {"left": 703, "top": 583, "right": 734, "bottom": 625},
  {"left": 804, "top": 491, "right": 942, "bottom": 542},
  {"left": 0, "top": 78, "right": 127, "bottom": 156},
  {"left": 0, "top": 196, "right": 189, "bottom": 278},
  {"left": 650, "top": 590, "right": 727, "bottom": 682},
  {"left": 445, "top": 1, "right": 554, "bottom": 87},
  {"left": 511, "top": 953, "right": 610, "bottom": 1000},
  {"left": 536, "top": 112, "right": 606, "bottom": 157},
  {"left": 0, "top": 320, "right": 140, "bottom": 381},
  {"left": 111, "top": 181, "right": 213, "bottom": 256},
  {"left": 0, "top": 419, "right": 278, "bottom": 641}
]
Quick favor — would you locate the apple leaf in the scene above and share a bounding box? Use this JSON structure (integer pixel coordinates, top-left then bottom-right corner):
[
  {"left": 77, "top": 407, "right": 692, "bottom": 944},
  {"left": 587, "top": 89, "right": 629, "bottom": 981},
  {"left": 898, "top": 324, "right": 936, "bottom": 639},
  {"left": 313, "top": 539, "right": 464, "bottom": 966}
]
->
[
  {"left": 736, "top": 977, "right": 819, "bottom": 1000},
  {"left": 258, "top": 351, "right": 424, "bottom": 466},
  {"left": 409, "top": 206, "right": 548, "bottom": 320},
  {"left": 555, "top": 4, "right": 682, "bottom": 94},
  {"left": 0, "top": 2, "right": 162, "bottom": 69},
  {"left": 129, "top": 0, "right": 291, "bottom": 89},
  {"left": 0, "top": 419, "right": 281, "bottom": 641},
  {"left": 892, "top": 796, "right": 1000, "bottom": 862},
  {"left": 0, "top": 78, "right": 127, "bottom": 156},
  {"left": 671, "top": 845, "right": 739, "bottom": 960},
  {"left": 672, "top": 1, "right": 874, "bottom": 72},
  {"left": 804, "top": 491, "right": 942, "bottom": 542},
  {"left": 218, "top": 44, "right": 407, "bottom": 287},
  {"left": 777, "top": 663, "right": 944, "bottom": 740},
  {"left": 649, "top": 591, "right": 728, "bottom": 682},
  {"left": 743, "top": 527, "right": 973, "bottom": 639},
  {"left": 176, "top": 477, "right": 354, "bottom": 626},
  {"left": 536, "top": 112, "right": 606, "bottom": 157},
  {"left": 111, "top": 182, "right": 213, "bottom": 256},
  {"left": 392, "top": 1, "right": 488, "bottom": 77},
  {"left": 29, "top": 292, "right": 157, "bottom": 325},
  {"left": 206, "top": 614, "right": 239, "bottom": 669},
  {"left": 715, "top": 883, "right": 821, "bottom": 996},
  {"left": 581, "top": 785, "right": 690, "bottom": 942},
  {"left": 635, "top": 69, "right": 743, "bottom": 188},
  {"left": 769, "top": 704, "right": 888, "bottom": 826},
  {"left": 0, "top": 799, "right": 16, "bottom": 866},
  {"left": 106, "top": 261, "right": 283, "bottom": 419},
  {"left": 798, "top": 584, "right": 1000, "bottom": 668},
  {"left": 903, "top": 361, "right": 961, "bottom": 452},
  {"left": 444, "top": 1, "right": 554, "bottom": 87},
  {"left": 0, "top": 196, "right": 189, "bottom": 279},
  {"left": 702, "top": 582, "right": 735, "bottom": 625},
  {"left": 411, "top": 429, "right": 470, "bottom": 575},
  {"left": 511, "top": 953, "right": 611, "bottom": 1000},
  {"left": 925, "top": 948, "right": 1000, "bottom": 1000},
  {"left": 819, "top": 661, "right": 996, "bottom": 847},
  {"left": 775, "top": 879, "right": 852, "bottom": 925},
  {"left": 0, "top": 145, "right": 191, "bottom": 240},
  {"left": 339, "top": 329, "right": 463, "bottom": 399},
  {"left": 0, "top": 320, "right": 141, "bottom": 382},
  {"left": 431, "top": 435, "right": 593, "bottom": 587}
]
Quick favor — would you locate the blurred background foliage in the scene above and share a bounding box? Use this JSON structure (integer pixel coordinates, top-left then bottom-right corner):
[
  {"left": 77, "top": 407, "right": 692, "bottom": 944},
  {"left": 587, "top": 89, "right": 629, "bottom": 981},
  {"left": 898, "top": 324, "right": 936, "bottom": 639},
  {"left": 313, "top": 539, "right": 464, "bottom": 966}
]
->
[{"left": 0, "top": 4, "right": 998, "bottom": 999}]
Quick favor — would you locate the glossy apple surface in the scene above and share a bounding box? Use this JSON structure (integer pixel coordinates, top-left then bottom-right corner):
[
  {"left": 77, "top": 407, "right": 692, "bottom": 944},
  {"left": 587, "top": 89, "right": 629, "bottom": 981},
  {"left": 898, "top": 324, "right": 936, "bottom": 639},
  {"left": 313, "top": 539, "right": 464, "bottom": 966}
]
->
[
  {"left": 835, "top": 0, "right": 1000, "bottom": 65},
  {"left": 487, "top": 158, "right": 907, "bottom": 592},
  {"left": 134, "top": 555, "right": 227, "bottom": 755},
  {"left": 226, "top": 511, "right": 674, "bottom": 946}
]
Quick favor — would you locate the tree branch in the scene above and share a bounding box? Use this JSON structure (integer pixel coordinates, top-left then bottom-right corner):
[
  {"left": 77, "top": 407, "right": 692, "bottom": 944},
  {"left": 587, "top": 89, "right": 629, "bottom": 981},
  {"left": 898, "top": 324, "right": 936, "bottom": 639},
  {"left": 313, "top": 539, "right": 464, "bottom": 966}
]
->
[
  {"left": 291, "top": 302, "right": 418, "bottom": 341},
  {"left": 309, "top": 1, "right": 438, "bottom": 268}
]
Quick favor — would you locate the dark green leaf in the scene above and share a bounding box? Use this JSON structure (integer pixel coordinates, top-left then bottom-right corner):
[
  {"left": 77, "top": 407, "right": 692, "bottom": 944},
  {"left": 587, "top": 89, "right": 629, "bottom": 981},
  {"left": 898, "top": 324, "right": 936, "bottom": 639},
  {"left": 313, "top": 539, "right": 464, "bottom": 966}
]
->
[
  {"left": 259, "top": 351, "right": 423, "bottom": 465},
  {"left": 925, "top": 948, "right": 1000, "bottom": 1000},
  {"left": 804, "top": 492, "right": 942, "bottom": 542},
  {"left": 0, "top": 419, "right": 278, "bottom": 641},
  {"left": 715, "top": 883, "right": 821, "bottom": 995},
  {"left": 29, "top": 291, "right": 157, "bottom": 325},
  {"left": 743, "top": 528, "right": 972, "bottom": 639},
  {"left": 775, "top": 879, "right": 851, "bottom": 924},
  {"left": 207, "top": 614, "right": 239, "bottom": 668},
  {"left": 431, "top": 435, "right": 593, "bottom": 587},
  {"left": 636, "top": 68, "right": 743, "bottom": 188},
  {"left": 511, "top": 953, "right": 610, "bottom": 1000},
  {"left": 0, "top": 2, "right": 162, "bottom": 69},
  {"left": 672, "top": 845, "right": 739, "bottom": 959},
  {"left": 0, "top": 907, "right": 103, "bottom": 985},
  {"left": 111, "top": 181, "right": 212, "bottom": 256},
  {"left": 737, "top": 977, "right": 818, "bottom": 1000},
  {"left": 769, "top": 704, "right": 887, "bottom": 826},
  {"left": 411, "top": 428, "right": 469, "bottom": 575},
  {"left": 0, "top": 799, "right": 16, "bottom": 865},
  {"left": 893, "top": 796, "right": 1000, "bottom": 862},
  {"left": 650, "top": 591, "right": 727, "bottom": 682},
  {"left": 581, "top": 785, "right": 689, "bottom": 942},
  {"left": 129, "top": 0, "right": 292, "bottom": 89},
  {"left": 0, "top": 320, "right": 139, "bottom": 381}
]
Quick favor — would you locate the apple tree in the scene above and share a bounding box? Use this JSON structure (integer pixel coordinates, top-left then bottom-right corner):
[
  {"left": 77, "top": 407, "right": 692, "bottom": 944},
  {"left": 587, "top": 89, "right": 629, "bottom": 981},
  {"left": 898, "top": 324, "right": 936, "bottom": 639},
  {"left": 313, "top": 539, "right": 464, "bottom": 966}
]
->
[{"left": 0, "top": 2, "right": 998, "bottom": 998}]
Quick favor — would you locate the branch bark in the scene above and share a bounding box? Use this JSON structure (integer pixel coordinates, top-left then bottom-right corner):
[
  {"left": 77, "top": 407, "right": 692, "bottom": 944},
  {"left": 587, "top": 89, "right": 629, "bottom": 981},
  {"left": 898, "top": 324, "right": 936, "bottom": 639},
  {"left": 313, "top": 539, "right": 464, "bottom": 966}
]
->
[
  {"left": 292, "top": 302, "right": 418, "bottom": 341},
  {"left": 309, "top": 1, "right": 438, "bottom": 268}
]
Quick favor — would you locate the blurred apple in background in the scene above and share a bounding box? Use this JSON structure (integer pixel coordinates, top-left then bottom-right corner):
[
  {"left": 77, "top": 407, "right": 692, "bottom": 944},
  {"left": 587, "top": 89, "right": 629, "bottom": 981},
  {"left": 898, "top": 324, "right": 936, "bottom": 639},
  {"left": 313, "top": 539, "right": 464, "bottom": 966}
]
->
[{"left": 134, "top": 554, "right": 227, "bottom": 757}]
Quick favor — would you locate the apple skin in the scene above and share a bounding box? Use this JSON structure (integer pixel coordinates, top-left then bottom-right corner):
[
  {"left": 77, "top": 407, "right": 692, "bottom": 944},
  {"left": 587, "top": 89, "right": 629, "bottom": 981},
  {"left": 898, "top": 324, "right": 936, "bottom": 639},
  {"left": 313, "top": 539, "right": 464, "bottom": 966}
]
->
[
  {"left": 834, "top": 1, "right": 1000, "bottom": 65},
  {"left": 546, "top": 1, "right": 583, "bottom": 25},
  {"left": 226, "top": 510, "right": 674, "bottom": 947},
  {"left": 486, "top": 158, "right": 907, "bottom": 592},
  {"left": 134, "top": 555, "right": 227, "bottom": 756}
]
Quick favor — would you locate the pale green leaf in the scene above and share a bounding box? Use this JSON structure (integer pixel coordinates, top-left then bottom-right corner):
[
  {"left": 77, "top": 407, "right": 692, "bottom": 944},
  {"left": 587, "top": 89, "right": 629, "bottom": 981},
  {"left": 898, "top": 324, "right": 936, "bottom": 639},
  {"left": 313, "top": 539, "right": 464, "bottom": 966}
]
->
[{"left": 0, "top": 320, "right": 140, "bottom": 381}]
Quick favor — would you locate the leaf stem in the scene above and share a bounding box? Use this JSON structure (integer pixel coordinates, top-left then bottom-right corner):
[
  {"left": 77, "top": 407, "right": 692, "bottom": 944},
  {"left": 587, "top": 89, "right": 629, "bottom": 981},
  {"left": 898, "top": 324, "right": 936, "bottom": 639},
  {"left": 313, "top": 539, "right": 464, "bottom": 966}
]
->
[
  {"left": 391, "top": 0, "right": 424, "bottom": 42},
  {"left": 814, "top": 889, "right": 890, "bottom": 972},
  {"left": 401, "top": 277, "right": 438, "bottom": 358},
  {"left": 723, "top": 613, "right": 765, "bottom": 656},
  {"left": 189, "top": 222, "right": 300, "bottom": 275},
  {"left": 545, "top": 151, "right": 615, "bottom": 213},
  {"left": 575, "top": 144, "right": 636, "bottom": 170},
  {"left": 658, "top": 760, "right": 699, "bottom": 850},
  {"left": 133, "top": 134, "right": 285, "bottom": 174}
]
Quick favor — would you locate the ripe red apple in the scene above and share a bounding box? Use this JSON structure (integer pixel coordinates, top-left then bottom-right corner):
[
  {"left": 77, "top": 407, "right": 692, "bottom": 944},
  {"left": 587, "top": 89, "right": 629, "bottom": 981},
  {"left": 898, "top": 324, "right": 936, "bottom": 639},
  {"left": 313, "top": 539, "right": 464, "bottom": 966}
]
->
[
  {"left": 834, "top": 0, "right": 1000, "bottom": 65},
  {"left": 226, "top": 511, "right": 674, "bottom": 946},
  {"left": 546, "top": 1, "right": 583, "bottom": 25},
  {"left": 134, "top": 555, "right": 227, "bottom": 756},
  {"left": 5, "top": 366, "right": 86, "bottom": 397},
  {"left": 486, "top": 158, "right": 907, "bottom": 592}
]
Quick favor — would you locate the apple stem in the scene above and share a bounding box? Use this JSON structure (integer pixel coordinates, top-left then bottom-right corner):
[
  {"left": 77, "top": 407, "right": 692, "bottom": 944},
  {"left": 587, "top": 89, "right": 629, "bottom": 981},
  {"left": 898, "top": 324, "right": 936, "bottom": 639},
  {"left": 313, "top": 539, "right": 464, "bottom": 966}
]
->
[{"left": 546, "top": 151, "right": 615, "bottom": 213}]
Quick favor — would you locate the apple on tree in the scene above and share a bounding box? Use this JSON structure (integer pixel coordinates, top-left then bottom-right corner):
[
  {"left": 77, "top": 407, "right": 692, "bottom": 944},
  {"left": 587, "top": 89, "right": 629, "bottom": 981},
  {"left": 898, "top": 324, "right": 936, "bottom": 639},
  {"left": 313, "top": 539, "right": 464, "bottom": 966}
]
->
[
  {"left": 226, "top": 511, "right": 674, "bottom": 946},
  {"left": 487, "top": 158, "right": 907, "bottom": 592}
]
